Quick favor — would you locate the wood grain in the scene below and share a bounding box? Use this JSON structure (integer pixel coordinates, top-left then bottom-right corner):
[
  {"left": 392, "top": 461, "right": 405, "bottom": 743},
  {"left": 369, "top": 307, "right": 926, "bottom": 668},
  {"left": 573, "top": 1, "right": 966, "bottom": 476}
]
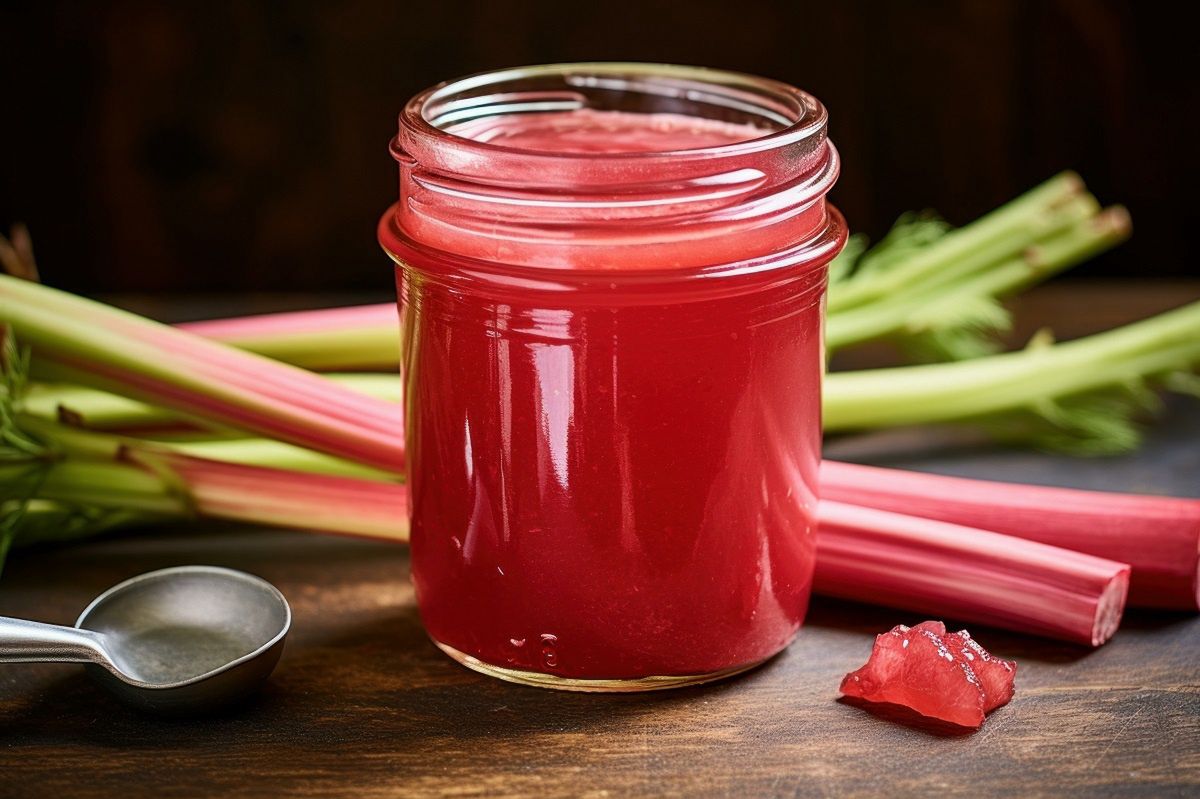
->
[{"left": 1, "top": 288, "right": 1199, "bottom": 798}]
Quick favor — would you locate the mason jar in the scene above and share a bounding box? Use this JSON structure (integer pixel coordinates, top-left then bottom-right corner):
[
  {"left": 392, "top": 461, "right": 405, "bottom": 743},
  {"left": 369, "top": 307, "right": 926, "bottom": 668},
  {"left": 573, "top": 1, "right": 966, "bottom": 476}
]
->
[{"left": 379, "top": 63, "right": 844, "bottom": 691}]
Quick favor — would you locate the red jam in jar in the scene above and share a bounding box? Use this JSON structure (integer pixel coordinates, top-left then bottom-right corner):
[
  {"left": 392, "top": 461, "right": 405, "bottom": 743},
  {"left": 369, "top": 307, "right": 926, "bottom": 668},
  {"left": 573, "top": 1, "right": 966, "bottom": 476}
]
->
[{"left": 379, "top": 64, "right": 844, "bottom": 690}]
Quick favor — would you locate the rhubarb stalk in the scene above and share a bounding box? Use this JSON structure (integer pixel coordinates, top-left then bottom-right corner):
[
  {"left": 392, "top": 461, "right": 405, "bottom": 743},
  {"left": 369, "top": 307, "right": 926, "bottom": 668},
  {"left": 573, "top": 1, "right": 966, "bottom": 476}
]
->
[
  {"left": 0, "top": 274, "right": 406, "bottom": 471},
  {"left": 825, "top": 205, "right": 1127, "bottom": 352},
  {"left": 34, "top": 456, "right": 408, "bottom": 542},
  {"left": 815, "top": 500, "right": 1130, "bottom": 646},
  {"left": 827, "top": 171, "right": 1086, "bottom": 313},
  {"left": 821, "top": 460, "right": 1200, "bottom": 610},
  {"left": 178, "top": 303, "right": 401, "bottom": 371},
  {"left": 823, "top": 299, "right": 1200, "bottom": 433},
  {"left": 13, "top": 415, "right": 407, "bottom": 543}
]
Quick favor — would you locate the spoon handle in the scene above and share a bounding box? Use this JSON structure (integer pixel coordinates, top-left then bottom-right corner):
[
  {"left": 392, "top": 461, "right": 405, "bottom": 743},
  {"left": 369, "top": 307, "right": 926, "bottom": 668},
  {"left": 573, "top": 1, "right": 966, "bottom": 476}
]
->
[{"left": 0, "top": 617, "right": 109, "bottom": 664}]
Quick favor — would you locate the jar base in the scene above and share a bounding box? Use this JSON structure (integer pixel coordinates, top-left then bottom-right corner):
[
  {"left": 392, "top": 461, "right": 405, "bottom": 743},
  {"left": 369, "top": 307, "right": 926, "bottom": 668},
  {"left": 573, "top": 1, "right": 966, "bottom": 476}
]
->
[{"left": 433, "top": 640, "right": 769, "bottom": 692}]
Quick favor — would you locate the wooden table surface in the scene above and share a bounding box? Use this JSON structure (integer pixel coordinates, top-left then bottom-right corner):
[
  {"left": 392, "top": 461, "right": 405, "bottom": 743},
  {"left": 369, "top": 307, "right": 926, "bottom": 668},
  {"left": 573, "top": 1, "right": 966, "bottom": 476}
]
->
[{"left": 2, "top": 285, "right": 1199, "bottom": 798}]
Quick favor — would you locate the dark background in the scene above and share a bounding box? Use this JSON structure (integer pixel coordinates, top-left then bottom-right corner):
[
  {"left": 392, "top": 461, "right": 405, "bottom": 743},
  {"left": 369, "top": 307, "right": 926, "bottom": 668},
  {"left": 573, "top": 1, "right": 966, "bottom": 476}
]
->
[{"left": 0, "top": 0, "right": 1196, "bottom": 294}]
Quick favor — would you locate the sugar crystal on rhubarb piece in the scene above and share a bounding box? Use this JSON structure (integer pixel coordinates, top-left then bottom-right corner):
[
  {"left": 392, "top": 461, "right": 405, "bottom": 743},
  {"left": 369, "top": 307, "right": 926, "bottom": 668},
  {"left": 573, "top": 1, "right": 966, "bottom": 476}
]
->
[
  {"left": 839, "top": 621, "right": 1016, "bottom": 729},
  {"left": 943, "top": 629, "right": 1017, "bottom": 712}
]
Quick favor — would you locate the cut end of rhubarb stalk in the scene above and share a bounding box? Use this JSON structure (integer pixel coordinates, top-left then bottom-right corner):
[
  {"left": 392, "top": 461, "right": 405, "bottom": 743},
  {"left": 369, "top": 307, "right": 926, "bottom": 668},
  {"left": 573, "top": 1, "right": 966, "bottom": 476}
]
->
[
  {"left": 1190, "top": 527, "right": 1200, "bottom": 612},
  {"left": 0, "top": 224, "right": 41, "bottom": 282},
  {"left": 1057, "top": 170, "right": 1085, "bottom": 195},
  {"left": 1096, "top": 205, "right": 1133, "bottom": 237},
  {"left": 840, "top": 621, "right": 1017, "bottom": 730},
  {"left": 1093, "top": 566, "right": 1131, "bottom": 647},
  {"left": 1194, "top": 553, "right": 1200, "bottom": 613}
]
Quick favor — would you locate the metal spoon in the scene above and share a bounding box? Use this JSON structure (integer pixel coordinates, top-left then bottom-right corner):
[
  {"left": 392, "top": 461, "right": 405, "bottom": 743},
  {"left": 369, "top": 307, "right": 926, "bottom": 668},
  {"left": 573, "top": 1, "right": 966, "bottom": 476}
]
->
[{"left": 0, "top": 565, "right": 291, "bottom": 713}]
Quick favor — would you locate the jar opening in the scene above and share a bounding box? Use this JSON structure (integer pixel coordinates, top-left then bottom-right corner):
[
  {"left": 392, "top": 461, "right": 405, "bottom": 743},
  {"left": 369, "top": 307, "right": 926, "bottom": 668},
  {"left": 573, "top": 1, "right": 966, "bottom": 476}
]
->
[
  {"left": 442, "top": 109, "right": 771, "bottom": 156},
  {"left": 411, "top": 63, "right": 821, "bottom": 160},
  {"left": 382, "top": 63, "right": 842, "bottom": 274}
]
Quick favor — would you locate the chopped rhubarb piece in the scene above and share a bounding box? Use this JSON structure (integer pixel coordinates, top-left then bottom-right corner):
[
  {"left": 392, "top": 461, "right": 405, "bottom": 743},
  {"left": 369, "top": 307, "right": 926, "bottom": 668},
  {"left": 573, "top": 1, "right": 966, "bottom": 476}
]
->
[
  {"left": 840, "top": 622, "right": 1017, "bottom": 729},
  {"left": 943, "top": 629, "right": 1016, "bottom": 712}
]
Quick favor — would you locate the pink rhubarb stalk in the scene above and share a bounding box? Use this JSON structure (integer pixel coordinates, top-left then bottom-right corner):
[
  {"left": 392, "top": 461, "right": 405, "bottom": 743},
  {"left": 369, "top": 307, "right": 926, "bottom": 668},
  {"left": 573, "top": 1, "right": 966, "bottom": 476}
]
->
[
  {"left": 23, "top": 413, "right": 408, "bottom": 541},
  {"left": 815, "top": 500, "right": 1130, "bottom": 646},
  {"left": 35, "top": 453, "right": 408, "bottom": 542},
  {"left": 178, "top": 304, "right": 400, "bottom": 370},
  {"left": 155, "top": 453, "right": 408, "bottom": 541},
  {"left": 821, "top": 460, "right": 1200, "bottom": 610},
  {"left": 1, "top": 274, "right": 405, "bottom": 471}
]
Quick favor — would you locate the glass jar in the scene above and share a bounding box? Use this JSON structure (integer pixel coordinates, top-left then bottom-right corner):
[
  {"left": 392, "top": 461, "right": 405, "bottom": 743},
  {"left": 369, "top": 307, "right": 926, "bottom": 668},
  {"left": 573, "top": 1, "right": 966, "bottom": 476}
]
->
[{"left": 379, "top": 63, "right": 844, "bottom": 691}]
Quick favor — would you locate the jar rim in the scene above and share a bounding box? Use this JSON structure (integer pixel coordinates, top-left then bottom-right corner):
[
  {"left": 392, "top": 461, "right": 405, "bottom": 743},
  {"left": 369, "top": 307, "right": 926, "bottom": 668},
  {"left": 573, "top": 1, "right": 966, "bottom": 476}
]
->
[
  {"left": 385, "top": 63, "right": 843, "bottom": 276},
  {"left": 400, "top": 62, "right": 828, "bottom": 163}
]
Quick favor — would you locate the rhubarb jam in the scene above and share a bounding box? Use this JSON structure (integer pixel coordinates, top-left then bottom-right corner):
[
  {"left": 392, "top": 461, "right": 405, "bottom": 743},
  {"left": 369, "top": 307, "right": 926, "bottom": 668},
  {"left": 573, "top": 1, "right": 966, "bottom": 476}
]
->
[{"left": 379, "top": 64, "right": 844, "bottom": 689}]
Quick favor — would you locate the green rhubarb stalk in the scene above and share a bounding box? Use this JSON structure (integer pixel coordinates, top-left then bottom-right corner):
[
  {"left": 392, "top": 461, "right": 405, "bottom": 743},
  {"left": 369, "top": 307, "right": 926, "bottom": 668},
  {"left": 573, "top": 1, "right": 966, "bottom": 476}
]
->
[
  {"left": 849, "top": 192, "right": 1100, "bottom": 300},
  {"left": 0, "top": 273, "right": 406, "bottom": 471},
  {"left": 1, "top": 328, "right": 46, "bottom": 563},
  {"left": 20, "top": 383, "right": 183, "bottom": 431},
  {"left": 167, "top": 438, "right": 395, "bottom": 480},
  {"left": 178, "top": 304, "right": 402, "bottom": 371},
  {"left": 823, "top": 299, "right": 1200, "bottom": 433},
  {"left": 4, "top": 419, "right": 407, "bottom": 552},
  {"left": 21, "top": 374, "right": 402, "bottom": 432},
  {"left": 8, "top": 501, "right": 157, "bottom": 549},
  {"left": 825, "top": 206, "right": 1130, "bottom": 352},
  {"left": 18, "top": 412, "right": 395, "bottom": 483},
  {"left": 827, "top": 171, "right": 1085, "bottom": 313},
  {"left": 35, "top": 460, "right": 184, "bottom": 516},
  {"left": 28, "top": 455, "right": 408, "bottom": 543}
]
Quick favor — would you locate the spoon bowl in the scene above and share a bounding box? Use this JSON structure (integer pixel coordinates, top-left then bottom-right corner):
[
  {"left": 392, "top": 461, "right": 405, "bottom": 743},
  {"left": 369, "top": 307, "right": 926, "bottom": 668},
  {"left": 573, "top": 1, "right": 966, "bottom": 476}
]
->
[
  {"left": 0, "top": 565, "right": 291, "bottom": 713},
  {"left": 79, "top": 566, "right": 292, "bottom": 712}
]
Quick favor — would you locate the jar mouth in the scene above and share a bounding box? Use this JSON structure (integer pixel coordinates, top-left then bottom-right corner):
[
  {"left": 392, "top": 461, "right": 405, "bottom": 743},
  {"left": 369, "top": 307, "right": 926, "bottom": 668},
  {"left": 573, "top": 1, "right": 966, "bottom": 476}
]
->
[
  {"left": 385, "top": 63, "right": 841, "bottom": 274},
  {"left": 400, "top": 62, "right": 828, "bottom": 164}
]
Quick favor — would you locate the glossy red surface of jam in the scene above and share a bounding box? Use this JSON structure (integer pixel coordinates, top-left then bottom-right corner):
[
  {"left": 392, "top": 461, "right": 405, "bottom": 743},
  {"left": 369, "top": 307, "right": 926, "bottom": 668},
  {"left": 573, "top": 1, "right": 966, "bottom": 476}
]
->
[
  {"left": 446, "top": 108, "right": 767, "bottom": 153},
  {"left": 385, "top": 107, "right": 840, "bottom": 680}
]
